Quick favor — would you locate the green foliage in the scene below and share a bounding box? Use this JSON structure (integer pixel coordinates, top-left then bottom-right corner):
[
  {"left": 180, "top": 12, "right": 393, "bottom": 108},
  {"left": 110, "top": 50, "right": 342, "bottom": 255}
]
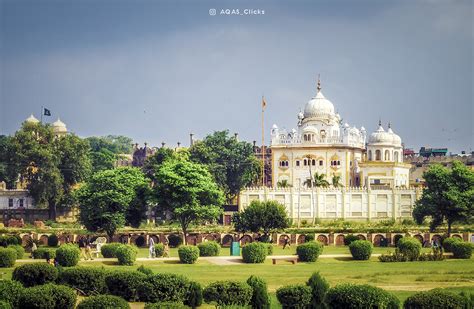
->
[
  {"left": 105, "top": 270, "right": 147, "bottom": 301},
  {"left": 0, "top": 300, "right": 11, "bottom": 309},
  {"left": 0, "top": 248, "right": 16, "bottom": 267},
  {"left": 178, "top": 246, "right": 200, "bottom": 264},
  {"left": 247, "top": 275, "right": 270, "bottom": 309},
  {"left": 144, "top": 302, "right": 189, "bottom": 309},
  {"left": 0, "top": 235, "right": 20, "bottom": 247},
  {"left": 12, "top": 262, "right": 59, "bottom": 287},
  {"left": 198, "top": 241, "right": 221, "bottom": 256},
  {"left": 266, "top": 243, "right": 274, "bottom": 255},
  {"left": 442, "top": 237, "right": 463, "bottom": 252},
  {"left": 349, "top": 240, "right": 373, "bottom": 260},
  {"left": 59, "top": 267, "right": 108, "bottom": 296},
  {"left": 168, "top": 234, "right": 183, "bottom": 248},
  {"left": 89, "top": 148, "right": 116, "bottom": 173},
  {"left": 242, "top": 242, "right": 268, "bottom": 263},
  {"left": 296, "top": 241, "right": 323, "bottom": 262},
  {"left": 378, "top": 249, "right": 410, "bottom": 262},
  {"left": 276, "top": 284, "right": 312, "bottom": 309},
  {"left": 86, "top": 135, "right": 133, "bottom": 154},
  {"left": 154, "top": 243, "right": 165, "bottom": 257},
  {"left": 0, "top": 280, "right": 25, "bottom": 308},
  {"left": 184, "top": 281, "right": 203, "bottom": 308},
  {"left": 138, "top": 273, "right": 190, "bottom": 303},
  {"left": 233, "top": 200, "right": 290, "bottom": 236},
  {"left": 135, "top": 235, "right": 146, "bottom": 247},
  {"left": 304, "top": 234, "right": 315, "bottom": 242},
  {"left": 116, "top": 244, "right": 138, "bottom": 265},
  {"left": 137, "top": 265, "right": 154, "bottom": 276},
  {"left": 418, "top": 247, "right": 445, "bottom": 261},
  {"left": 76, "top": 294, "right": 130, "bottom": 309},
  {"left": 344, "top": 234, "right": 360, "bottom": 246},
  {"left": 55, "top": 244, "right": 80, "bottom": 267},
  {"left": 397, "top": 237, "right": 422, "bottom": 261},
  {"left": 7, "top": 245, "right": 24, "bottom": 259},
  {"left": 325, "top": 283, "right": 400, "bottom": 309},
  {"left": 143, "top": 147, "right": 178, "bottom": 179},
  {"left": 203, "top": 280, "right": 253, "bottom": 306},
  {"left": 403, "top": 289, "right": 467, "bottom": 309},
  {"left": 47, "top": 234, "right": 59, "bottom": 247},
  {"left": 451, "top": 242, "right": 473, "bottom": 259},
  {"left": 304, "top": 172, "right": 330, "bottom": 188},
  {"left": 18, "top": 283, "right": 77, "bottom": 309},
  {"left": 413, "top": 161, "right": 474, "bottom": 233},
  {"left": 100, "top": 243, "right": 122, "bottom": 258},
  {"left": 307, "top": 272, "right": 329, "bottom": 309},
  {"left": 32, "top": 247, "right": 57, "bottom": 259}
]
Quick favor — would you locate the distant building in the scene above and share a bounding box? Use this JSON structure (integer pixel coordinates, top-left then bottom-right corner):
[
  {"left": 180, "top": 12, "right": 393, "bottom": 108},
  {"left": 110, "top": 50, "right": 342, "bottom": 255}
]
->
[{"left": 419, "top": 147, "right": 448, "bottom": 158}]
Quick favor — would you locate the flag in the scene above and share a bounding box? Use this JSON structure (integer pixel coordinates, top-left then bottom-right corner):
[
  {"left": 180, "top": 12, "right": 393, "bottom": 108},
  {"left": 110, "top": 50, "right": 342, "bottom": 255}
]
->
[
  {"left": 43, "top": 108, "right": 51, "bottom": 116},
  {"left": 262, "top": 97, "right": 267, "bottom": 110}
]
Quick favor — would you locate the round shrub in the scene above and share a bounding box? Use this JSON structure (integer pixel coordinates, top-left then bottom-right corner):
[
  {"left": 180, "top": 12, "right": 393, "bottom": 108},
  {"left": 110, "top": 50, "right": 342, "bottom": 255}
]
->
[
  {"left": 137, "top": 265, "right": 154, "bottom": 276},
  {"left": 247, "top": 275, "right": 270, "bottom": 309},
  {"left": 325, "top": 283, "right": 400, "bottom": 309},
  {"left": 198, "top": 241, "right": 221, "bottom": 256},
  {"left": 349, "top": 240, "right": 373, "bottom": 260},
  {"left": 144, "top": 302, "right": 189, "bottom": 309},
  {"left": 442, "top": 237, "right": 462, "bottom": 252},
  {"left": 135, "top": 235, "right": 146, "bottom": 247},
  {"left": 32, "top": 247, "right": 56, "bottom": 259},
  {"left": 0, "top": 248, "right": 16, "bottom": 268},
  {"left": 18, "top": 283, "right": 77, "bottom": 309},
  {"left": 105, "top": 270, "right": 147, "bottom": 301},
  {"left": 276, "top": 284, "right": 312, "bottom": 309},
  {"left": 307, "top": 272, "right": 329, "bottom": 309},
  {"left": 184, "top": 281, "right": 203, "bottom": 308},
  {"left": 154, "top": 243, "right": 165, "bottom": 257},
  {"left": 7, "top": 245, "right": 24, "bottom": 259},
  {"left": 397, "top": 237, "right": 422, "bottom": 261},
  {"left": 266, "top": 243, "right": 273, "bottom": 255},
  {"left": 56, "top": 244, "right": 81, "bottom": 266},
  {"left": 0, "top": 280, "right": 25, "bottom": 308},
  {"left": 168, "top": 234, "right": 183, "bottom": 248},
  {"left": 12, "top": 262, "right": 59, "bottom": 287},
  {"left": 0, "top": 300, "right": 11, "bottom": 309},
  {"left": 178, "top": 245, "right": 199, "bottom": 264},
  {"left": 203, "top": 281, "right": 252, "bottom": 306},
  {"left": 0, "top": 235, "right": 19, "bottom": 247},
  {"left": 77, "top": 295, "right": 130, "bottom": 309},
  {"left": 138, "top": 273, "right": 190, "bottom": 303},
  {"left": 59, "top": 267, "right": 108, "bottom": 296},
  {"left": 403, "top": 289, "right": 467, "bottom": 309},
  {"left": 116, "top": 244, "right": 138, "bottom": 266},
  {"left": 242, "top": 242, "right": 267, "bottom": 264},
  {"left": 451, "top": 242, "right": 473, "bottom": 259},
  {"left": 393, "top": 234, "right": 404, "bottom": 246},
  {"left": 305, "top": 234, "right": 315, "bottom": 242},
  {"left": 48, "top": 234, "right": 59, "bottom": 247},
  {"left": 296, "top": 241, "right": 323, "bottom": 262},
  {"left": 344, "top": 234, "right": 359, "bottom": 246},
  {"left": 100, "top": 243, "right": 122, "bottom": 258}
]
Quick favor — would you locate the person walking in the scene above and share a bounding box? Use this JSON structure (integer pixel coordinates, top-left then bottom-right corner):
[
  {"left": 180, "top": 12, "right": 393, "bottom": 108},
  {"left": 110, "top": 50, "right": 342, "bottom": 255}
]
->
[
  {"left": 30, "top": 241, "right": 37, "bottom": 258},
  {"left": 149, "top": 237, "right": 155, "bottom": 259},
  {"left": 163, "top": 241, "right": 170, "bottom": 258},
  {"left": 283, "top": 237, "right": 290, "bottom": 250}
]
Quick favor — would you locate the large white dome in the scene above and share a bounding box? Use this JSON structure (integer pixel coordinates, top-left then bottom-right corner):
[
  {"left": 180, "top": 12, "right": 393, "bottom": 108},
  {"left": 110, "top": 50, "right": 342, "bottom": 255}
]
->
[{"left": 303, "top": 91, "right": 335, "bottom": 119}]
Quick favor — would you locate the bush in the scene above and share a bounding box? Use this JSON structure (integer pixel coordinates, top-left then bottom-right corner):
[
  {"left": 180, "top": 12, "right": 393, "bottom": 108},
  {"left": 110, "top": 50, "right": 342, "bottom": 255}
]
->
[
  {"left": 0, "top": 300, "right": 10, "bottom": 309},
  {"left": 276, "top": 284, "right": 312, "bottom": 309},
  {"left": 0, "top": 280, "right": 25, "bottom": 308},
  {"left": 247, "top": 275, "right": 270, "bottom": 309},
  {"left": 144, "top": 302, "right": 189, "bottom": 309},
  {"left": 48, "top": 234, "right": 59, "bottom": 247},
  {"left": 168, "top": 234, "right": 183, "bottom": 248},
  {"left": 418, "top": 247, "right": 445, "bottom": 261},
  {"left": 135, "top": 235, "right": 146, "bottom": 247},
  {"left": 344, "top": 234, "right": 359, "bottom": 246},
  {"left": 393, "top": 234, "right": 404, "bottom": 246},
  {"left": 154, "top": 243, "right": 165, "bottom": 257},
  {"left": 12, "top": 262, "right": 59, "bottom": 287},
  {"left": 403, "top": 289, "right": 467, "bottom": 309},
  {"left": 325, "top": 283, "right": 400, "bottom": 309},
  {"left": 178, "top": 245, "right": 200, "bottom": 264},
  {"left": 0, "top": 235, "right": 19, "bottom": 247},
  {"left": 203, "top": 281, "right": 252, "bottom": 306},
  {"left": 0, "top": 248, "right": 16, "bottom": 267},
  {"left": 59, "top": 267, "right": 108, "bottom": 296},
  {"left": 305, "top": 234, "right": 315, "bottom": 242},
  {"left": 184, "top": 281, "right": 203, "bottom": 308},
  {"left": 56, "top": 244, "right": 81, "bottom": 267},
  {"left": 116, "top": 244, "right": 138, "bottom": 266},
  {"left": 198, "top": 241, "right": 221, "bottom": 256},
  {"left": 100, "top": 243, "right": 122, "bottom": 258},
  {"left": 77, "top": 295, "right": 130, "bottom": 309},
  {"left": 296, "top": 241, "right": 323, "bottom": 262},
  {"left": 265, "top": 243, "right": 273, "bottom": 255},
  {"left": 349, "top": 240, "right": 373, "bottom": 260},
  {"left": 307, "top": 272, "right": 329, "bottom": 309},
  {"left": 18, "top": 283, "right": 77, "bottom": 309},
  {"left": 442, "top": 237, "right": 462, "bottom": 252},
  {"left": 397, "top": 237, "right": 422, "bottom": 261},
  {"left": 378, "top": 249, "right": 409, "bottom": 262},
  {"left": 137, "top": 265, "right": 154, "bottom": 276},
  {"left": 105, "top": 270, "right": 147, "bottom": 301},
  {"left": 138, "top": 273, "right": 190, "bottom": 303},
  {"left": 451, "top": 242, "right": 473, "bottom": 259},
  {"left": 242, "top": 242, "right": 267, "bottom": 264},
  {"left": 7, "top": 245, "right": 24, "bottom": 259},
  {"left": 32, "top": 247, "right": 56, "bottom": 259}
]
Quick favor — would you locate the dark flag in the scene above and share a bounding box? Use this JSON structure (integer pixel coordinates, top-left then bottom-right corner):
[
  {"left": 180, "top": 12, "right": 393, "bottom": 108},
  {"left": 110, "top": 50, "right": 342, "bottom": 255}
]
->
[{"left": 43, "top": 108, "right": 51, "bottom": 116}]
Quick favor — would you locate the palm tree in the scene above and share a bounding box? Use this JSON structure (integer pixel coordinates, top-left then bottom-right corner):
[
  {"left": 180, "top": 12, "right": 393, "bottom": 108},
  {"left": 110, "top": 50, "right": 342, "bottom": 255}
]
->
[
  {"left": 304, "top": 172, "right": 329, "bottom": 188},
  {"left": 332, "top": 174, "right": 343, "bottom": 188},
  {"left": 277, "top": 179, "right": 292, "bottom": 188}
]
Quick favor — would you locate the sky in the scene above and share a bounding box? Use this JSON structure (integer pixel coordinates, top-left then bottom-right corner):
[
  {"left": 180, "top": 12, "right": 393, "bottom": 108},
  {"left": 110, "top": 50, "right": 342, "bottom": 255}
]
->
[{"left": 0, "top": 0, "right": 472, "bottom": 153}]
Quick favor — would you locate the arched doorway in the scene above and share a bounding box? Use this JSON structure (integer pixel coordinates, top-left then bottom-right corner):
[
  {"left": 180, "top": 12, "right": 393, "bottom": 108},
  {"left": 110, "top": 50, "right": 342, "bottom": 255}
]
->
[
  {"left": 222, "top": 235, "right": 233, "bottom": 247},
  {"left": 317, "top": 235, "right": 328, "bottom": 245},
  {"left": 335, "top": 235, "right": 345, "bottom": 246}
]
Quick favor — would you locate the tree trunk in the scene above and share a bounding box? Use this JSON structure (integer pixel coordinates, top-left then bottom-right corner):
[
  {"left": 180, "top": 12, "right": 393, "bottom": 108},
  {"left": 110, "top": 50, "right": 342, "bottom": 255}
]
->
[
  {"left": 447, "top": 221, "right": 452, "bottom": 236},
  {"left": 48, "top": 202, "right": 57, "bottom": 221}
]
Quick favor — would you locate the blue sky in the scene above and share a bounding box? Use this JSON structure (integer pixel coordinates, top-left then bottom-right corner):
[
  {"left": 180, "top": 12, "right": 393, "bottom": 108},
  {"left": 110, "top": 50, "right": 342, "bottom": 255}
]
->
[{"left": 1, "top": 0, "right": 472, "bottom": 153}]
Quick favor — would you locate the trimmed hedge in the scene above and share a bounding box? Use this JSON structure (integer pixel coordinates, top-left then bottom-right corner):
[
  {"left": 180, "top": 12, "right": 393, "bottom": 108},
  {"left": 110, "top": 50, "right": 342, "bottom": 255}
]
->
[
  {"left": 12, "top": 262, "right": 59, "bottom": 287},
  {"left": 242, "top": 242, "right": 267, "bottom": 264},
  {"left": 144, "top": 302, "right": 189, "bottom": 309},
  {"left": 344, "top": 234, "right": 360, "bottom": 246},
  {"left": 451, "top": 242, "right": 473, "bottom": 259},
  {"left": 403, "top": 289, "right": 467, "bottom": 309},
  {"left": 138, "top": 273, "right": 190, "bottom": 303},
  {"left": 184, "top": 281, "right": 203, "bottom": 308},
  {"left": 59, "top": 267, "right": 108, "bottom": 296},
  {"left": 116, "top": 245, "right": 138, "bottom": 266},
  {"left": 18, "top": 283, "right": 77, "bottom": 309},
  {"left": 137, "top": 265, "right": 154, "bottom": 276},
  {"left": 296, "top": 241, "right": 323, "bottom": 262},
  {"left": 276, "top": 284, "right": 312, "bottom": 309},
  {"left": 325, "top": 283, "right": 400, "bottom": 309},
  {"left": 100, "top": 243, "right": 122, "bottom": 258},
  {"left": 0, "top": 235, "right": 20, "bottom": 247},
  {"left": 247, "top": 275, "right": 270, "bottom": 309},
  {"left": 203, "top": 281, "right": 252, "bottom": 306},
  {"left": 349, "top": 240, "right": 373, "bottom": 260},
  {"left": 198, "top": 241, "right": 221, "bottom": 257},
  {"left": 76, "top": 295, "right": 130, "bottom": 309},
  {"left": 307, "top": 272, "right": 329, "bottom": 309},
  {"left": 32, "top": 247, "right": 56, "bottom": 259},
  {"left": 105, "top": 270, "right": 147, "bottom": 301},
  {"left": 48, "top": 234, "right": 59, "bottom": 247},
  {"left": 56, "top": 244, "right": 81, "bottom": 267},
  {"left": 0, "top": 248, "right": 16, "bottom": 268},
  {"left": 266, "top": 243, "right": 273, "bottom": 255},
  {"left": 178, "top": 246, "right": 200, "bottom": 264},
  {"left": 168, "top": 234, "right": 183, "bottom": 248},
  {"left": 135, "top": 235, "right": 146, "bottom": 247},
  {"left": 442, "top": 237, "right": 462, "bottom": 252},
  {"left": 154, "top": 243, "right": 165, "bottom": 257},
  {"left": 397, "top": 237, "right": 422, "bottom": 261},
  {"left": 7, "top": 245, "right": 24, "bottom": 259},
  {"left": 0, "top": 280, "right": 25, "bottom": 308}
]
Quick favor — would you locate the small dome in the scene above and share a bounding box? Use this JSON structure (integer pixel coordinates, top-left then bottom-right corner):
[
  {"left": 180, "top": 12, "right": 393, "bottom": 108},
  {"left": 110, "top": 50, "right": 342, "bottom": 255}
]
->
[
  {"left": 387, "top": 125, "right": 402, "bottom": 146},
  {"left": 52, "top": 118, "right": 67, "bottom": 134},
  {"left": 343, "top": 123, "right": 350, "bottom": 128},
  {"left": 368, "top": 124, "right": 393, "bottom": 145},
  {"left": 360, "top": 126, "right": 366, "bottom": 132},
  {"left": 25, "top": 114, "right": 39, "bottom": 124},
  {"left": 272, "top": 124, "right": 278, "bottom": 129},
  {"left": 303, "top": 91, "right": 335, "bottom": 120}
]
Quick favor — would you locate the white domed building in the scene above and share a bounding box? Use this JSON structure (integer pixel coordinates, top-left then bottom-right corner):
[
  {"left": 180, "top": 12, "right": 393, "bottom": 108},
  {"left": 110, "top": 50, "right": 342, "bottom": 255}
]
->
[{"left": 52, "top": 118, "right": 68, "bottom": 137}]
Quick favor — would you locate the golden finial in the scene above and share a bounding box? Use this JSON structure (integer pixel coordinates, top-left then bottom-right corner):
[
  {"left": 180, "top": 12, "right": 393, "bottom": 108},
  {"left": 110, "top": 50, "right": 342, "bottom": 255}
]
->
[
  {"left": 388, "top": 121, "right": 391, "bottom": 129},
  {"left": 378, "top": 118, "right": 382, "bottom": 127}
]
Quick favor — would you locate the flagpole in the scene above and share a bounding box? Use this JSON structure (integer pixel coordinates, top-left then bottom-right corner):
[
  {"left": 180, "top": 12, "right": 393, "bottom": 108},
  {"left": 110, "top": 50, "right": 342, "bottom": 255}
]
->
[{"left": 261, "top": 96, "right": 265, "bottom": 187}]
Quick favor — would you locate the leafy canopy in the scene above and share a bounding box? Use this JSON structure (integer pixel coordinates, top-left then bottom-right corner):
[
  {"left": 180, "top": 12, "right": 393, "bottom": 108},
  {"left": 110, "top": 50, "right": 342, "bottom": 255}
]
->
[{"left": 233, "top": 200, "right": 290, "bottom": 236}]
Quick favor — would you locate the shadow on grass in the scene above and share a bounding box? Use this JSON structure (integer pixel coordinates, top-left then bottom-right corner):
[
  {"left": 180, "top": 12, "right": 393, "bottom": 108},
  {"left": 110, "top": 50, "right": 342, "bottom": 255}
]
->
[{"left": 333, "top": 257, "right": 355, "bottom": 262}]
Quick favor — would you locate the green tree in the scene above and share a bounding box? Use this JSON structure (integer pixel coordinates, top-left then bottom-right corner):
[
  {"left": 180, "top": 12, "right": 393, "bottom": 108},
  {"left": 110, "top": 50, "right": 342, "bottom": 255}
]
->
[
  {"left": 304, "top": 172, "right": 329, "bottom": 188},
  {"left": 142, "top": 147, "right": 177, "bottom": 179},
  {"left": 152, "top": 159, "right": 224, "bottom": 244},
  {"left": 89, "top": 148, "right": 116, "bottom": 173},
  {"left": 86, "top": 135, "right": 133, "bottom": 154},
  {"left": 76, "top": 167, "right": 149, "bottom": 238},
  {"left": 233, "top": 200, "right": 290, "bottom": 238},
  {"left": 413, "top": 161, "right": 474, "bottom": 234},
  {"left": 0, "top": 135, "right": 19, "bottom": 188},
  {"left": 331, "top": 174, "right": 343, "bottom": 188},
  {"left": 189, "top": 130, "right": 259, "bottom": 204}
]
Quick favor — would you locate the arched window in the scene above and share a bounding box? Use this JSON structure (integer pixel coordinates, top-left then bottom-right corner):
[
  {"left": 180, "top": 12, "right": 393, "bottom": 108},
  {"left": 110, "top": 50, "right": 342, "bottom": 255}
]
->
[
  {"left": 303, "top": 159, "right": 307, "bottom": 166},
  {"left": 312, "top": 159, "right": 316, "bottom": 166},
  {"left": 337, "top": 160, "right": 340, "bottom": 166},
  {"left": 384, "top": 150, "right": 390, "bottom": 161},
  {"left": 368, "top": 150, "right": 372, "bottom": 161},
  {"left": 375, "top": 150, "right": 381, "bottom": 161},
  {"left": 394, "top": 151, "right": 399, "bottom": 162},
  {"left": 319, "top": 160, "right": 323, "bottom": 166},
  {"left": 296, "top": 160, "right": 300, "bottom": 167}
]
